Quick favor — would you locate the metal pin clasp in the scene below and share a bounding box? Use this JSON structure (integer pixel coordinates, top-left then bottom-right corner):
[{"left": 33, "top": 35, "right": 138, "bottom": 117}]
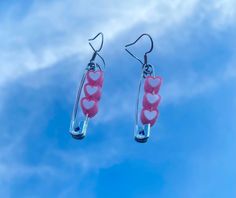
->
[
  {"left": 134, "top": 124, "right": 150, "bottom": 143},
  {"left": 70, "top": 115, "right": 89, "bottom": 140}
]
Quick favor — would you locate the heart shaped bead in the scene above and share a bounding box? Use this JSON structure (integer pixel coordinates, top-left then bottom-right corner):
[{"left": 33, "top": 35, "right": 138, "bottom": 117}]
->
[
  {"left": 144, "top": 76, "right": 162, "bottom": 93},
  {"left": 140, "top": 108, "right": 159, "bottom": 127},
  {"left": 143, "top": 93, "right": 161, "bottom": 109},
  {"left": 87, "top": 70, "right": 104, "bottom": 86},
  {"left": 84, "top": 83, "right": 102, "bottom": 101},
  {"left": 80, "top": 97, "right": 98, "bottom": 118}
]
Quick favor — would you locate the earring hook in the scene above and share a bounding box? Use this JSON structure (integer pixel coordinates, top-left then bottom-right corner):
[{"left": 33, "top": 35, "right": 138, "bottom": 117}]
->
[
  {"left": 125, "top": 33, "right": 154, "bottom": 65},
  {"left": 88, "top": 32, "right": 105, "bottom": 68},
  {"left": 88, "top": 32, "right": 104, "bottom": 52}
]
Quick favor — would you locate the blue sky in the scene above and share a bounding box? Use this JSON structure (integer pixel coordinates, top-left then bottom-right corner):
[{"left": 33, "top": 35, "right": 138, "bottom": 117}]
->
[{"left": 0, "top": 0, "right": 236, "bottom": 197}]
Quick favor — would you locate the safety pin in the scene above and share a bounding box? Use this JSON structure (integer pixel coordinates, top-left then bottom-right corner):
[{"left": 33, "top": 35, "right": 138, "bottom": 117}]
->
[
  {"left": 125, "top": 33, "right": 157, "bottom": 143},
  {"left": 69, "top": 32, "right": 105, "bottom": 139}
]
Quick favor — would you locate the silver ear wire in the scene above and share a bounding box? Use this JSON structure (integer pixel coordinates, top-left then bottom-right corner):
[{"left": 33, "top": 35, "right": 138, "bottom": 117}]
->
[
  {"left": 125, "top": 33, "right": 153, "bottom": 65},
  {"left": 125, "top": 33, "right": 155, "bottom": 78},
  {"left": 88, "top": 32, "right": 106, "bottom": 70}
]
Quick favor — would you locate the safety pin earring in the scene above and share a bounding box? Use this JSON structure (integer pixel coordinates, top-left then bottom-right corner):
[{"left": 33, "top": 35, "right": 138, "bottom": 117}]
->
[
  {"left": 69, "top": 32, "right": 106, "bottom": 139},
  {"left": 125, "top": 33, "right": 163, "bottom": 143}
]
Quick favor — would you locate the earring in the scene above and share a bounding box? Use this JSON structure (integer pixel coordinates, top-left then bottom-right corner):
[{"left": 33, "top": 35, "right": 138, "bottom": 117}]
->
[
  {"left": 69, "top": 32, "right": 106, "bottom": 140},
  {"left": 125, "top": 33, "right": 162, "bottom": 143}
]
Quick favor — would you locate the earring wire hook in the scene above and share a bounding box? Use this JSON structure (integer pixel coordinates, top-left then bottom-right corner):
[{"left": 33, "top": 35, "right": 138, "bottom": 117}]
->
[
  {"left": 89, "top": 32, "right": 104, "bottom": 52},
  {"left": 88, "top": 32, "right": 105, "bottom": 68},
  {"left": 125, "top": 33, "right": 154, "bottom": 65}
]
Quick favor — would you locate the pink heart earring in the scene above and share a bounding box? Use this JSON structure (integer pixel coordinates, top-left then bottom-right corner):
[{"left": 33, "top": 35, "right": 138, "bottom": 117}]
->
[
  {"left": 70, "top": 32, "right": 105, "bottom": 139},
  {"left": 125, "top": 33, "right": 163, "bottom": 143}
]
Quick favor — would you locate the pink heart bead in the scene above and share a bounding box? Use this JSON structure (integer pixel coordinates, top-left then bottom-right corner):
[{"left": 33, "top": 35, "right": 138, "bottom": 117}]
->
[
  {"left": 80, "top": 97, "right": 98, "bottom": 118},
  {"left": 87, "top": 70, "right": 104, "bottom": 87},
  {"left": 84, "top": 83, "right": 102, "bottom": 101},
  {"left": 144, "top": 76, "right": 162, "bottom": 94},
  {"left": 143, "top": 93, "right": 161, "bottom": 109},
  {"left": 140, "top": 108, "right": 159, "bottom": 127}
]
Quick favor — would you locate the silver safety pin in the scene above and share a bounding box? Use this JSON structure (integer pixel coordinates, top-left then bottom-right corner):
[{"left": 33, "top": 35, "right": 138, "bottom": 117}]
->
[
  {"left": 69, "top": 32, "right": 105, "bottom": 139},
  {"left": 125, "top": 33, "right": 156, "bottom": 143}
]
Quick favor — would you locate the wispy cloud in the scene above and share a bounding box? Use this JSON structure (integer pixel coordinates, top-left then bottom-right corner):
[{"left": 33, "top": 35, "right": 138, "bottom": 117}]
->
[{"left": 1, "top": 0, "right": 235, "bottom": 85}]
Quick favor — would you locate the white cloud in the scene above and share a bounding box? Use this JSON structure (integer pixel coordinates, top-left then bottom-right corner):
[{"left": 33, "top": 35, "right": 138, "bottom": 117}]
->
[
  {"left": 1, "top": 0, "right": 235, "bottom": 85},
  {"left": 211, "top": 0, "right": 236, "bottom": 29}
]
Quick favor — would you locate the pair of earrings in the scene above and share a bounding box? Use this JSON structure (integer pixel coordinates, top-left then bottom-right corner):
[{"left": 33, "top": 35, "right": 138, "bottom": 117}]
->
[{"left": 69, "top": 32, "right": 162, "bottom": 143}]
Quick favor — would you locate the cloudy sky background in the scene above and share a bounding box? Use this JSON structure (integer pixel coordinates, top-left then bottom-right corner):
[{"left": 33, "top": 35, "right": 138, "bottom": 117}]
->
[{"left": 0, "top": 0, "right": 236, "bottom": 197}]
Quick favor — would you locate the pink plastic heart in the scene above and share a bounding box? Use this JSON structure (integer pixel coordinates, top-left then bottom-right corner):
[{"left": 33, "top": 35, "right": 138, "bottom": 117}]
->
[
  {"left": 87, "top": 70, "right": 104, "bottom": 86},
  {"left": 84, "top": 83, "right": 102, "bottom": 101},
  {"left": 144, "top": 76, "right": 162, "bottom": 93},
  {"left": 80, "top": 97, "right": 98, "bottom": 118},
  {"left": 143, "top": 93, "right": 161, "bottom": 109},
  {"left": 140, "top": 108, "right": 159, "bottom": 127}
]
